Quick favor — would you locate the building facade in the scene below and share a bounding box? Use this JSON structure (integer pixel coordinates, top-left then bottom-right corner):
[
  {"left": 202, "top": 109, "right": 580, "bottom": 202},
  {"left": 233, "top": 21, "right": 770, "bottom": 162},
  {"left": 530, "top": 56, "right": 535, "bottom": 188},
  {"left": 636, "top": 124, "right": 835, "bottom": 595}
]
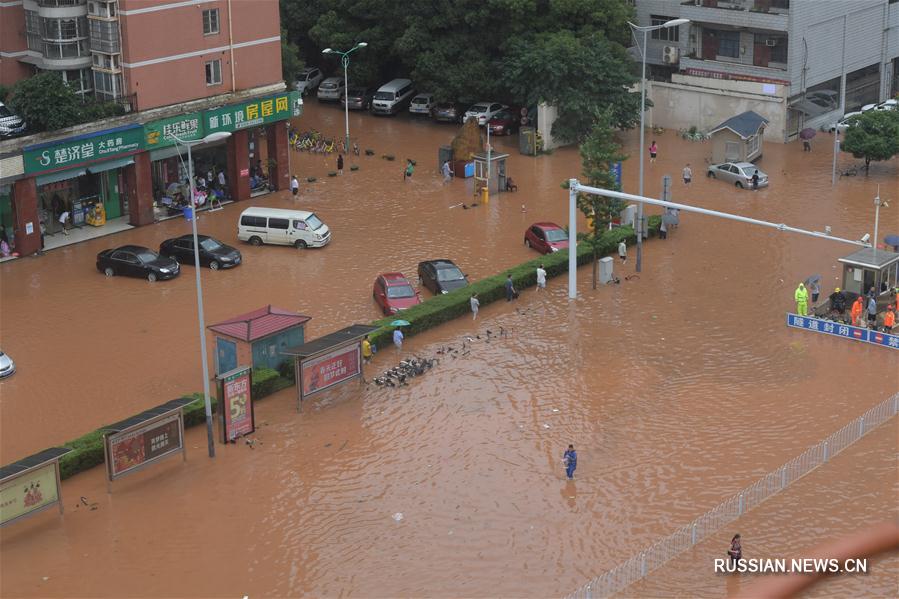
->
[
  {"left": 633, "top": 0, "right": 899, "bottom": 140},
  {"left": 1, "top": 0, "right": 281, "bottom": 111}
]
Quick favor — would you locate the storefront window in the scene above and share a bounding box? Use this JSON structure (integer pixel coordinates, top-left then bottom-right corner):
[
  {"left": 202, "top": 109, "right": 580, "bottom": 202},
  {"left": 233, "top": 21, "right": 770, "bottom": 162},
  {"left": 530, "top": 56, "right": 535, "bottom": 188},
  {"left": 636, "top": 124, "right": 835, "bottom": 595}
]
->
[{"left": 151, "top": 143, "right": 228, "bottom": 219}]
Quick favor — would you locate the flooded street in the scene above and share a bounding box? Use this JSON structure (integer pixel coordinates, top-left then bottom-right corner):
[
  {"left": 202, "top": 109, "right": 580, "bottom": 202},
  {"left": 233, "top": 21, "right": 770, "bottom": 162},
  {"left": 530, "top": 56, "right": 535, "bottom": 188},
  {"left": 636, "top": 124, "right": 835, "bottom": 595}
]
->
[{"left": 1, "top": 102, "right": 897, "bottom": 597}]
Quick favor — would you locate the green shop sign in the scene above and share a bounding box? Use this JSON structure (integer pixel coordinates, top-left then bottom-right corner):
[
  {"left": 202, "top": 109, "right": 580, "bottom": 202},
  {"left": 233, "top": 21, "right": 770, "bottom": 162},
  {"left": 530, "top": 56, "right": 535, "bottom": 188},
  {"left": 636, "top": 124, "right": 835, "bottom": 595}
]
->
[
  {"left": 203, "top": 90, "right": 302, "bottom": 134},
  {"left": 144, "top": 113, "right": 204, "bottom": 148},
  {"left": 23, "top": 125, "right": 144, "bottom": 174}
]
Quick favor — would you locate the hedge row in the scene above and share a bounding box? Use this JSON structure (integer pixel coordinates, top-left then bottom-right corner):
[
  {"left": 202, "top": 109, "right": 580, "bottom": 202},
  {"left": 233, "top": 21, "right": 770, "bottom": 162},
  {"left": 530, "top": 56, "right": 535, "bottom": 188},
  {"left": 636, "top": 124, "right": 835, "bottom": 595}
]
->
[
  {"left": 57, "top": 368, "right": 291, "bottom": 479},
  {"left": 54, "top": 219, "right": 660, "bottom": 480},
  {"left": 367, "top": 218, "right": 660, "bottom": 349}
]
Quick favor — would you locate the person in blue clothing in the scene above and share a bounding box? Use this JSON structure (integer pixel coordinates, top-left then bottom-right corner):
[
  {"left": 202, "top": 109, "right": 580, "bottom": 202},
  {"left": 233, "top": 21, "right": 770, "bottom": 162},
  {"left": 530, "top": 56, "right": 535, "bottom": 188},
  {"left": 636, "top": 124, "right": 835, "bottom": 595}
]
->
[
  {"left": 505, "top": 274, "right": 517, "bottom": 301},
  {"left": 563, "top": 444, "right": 577, "bottom": 479}
]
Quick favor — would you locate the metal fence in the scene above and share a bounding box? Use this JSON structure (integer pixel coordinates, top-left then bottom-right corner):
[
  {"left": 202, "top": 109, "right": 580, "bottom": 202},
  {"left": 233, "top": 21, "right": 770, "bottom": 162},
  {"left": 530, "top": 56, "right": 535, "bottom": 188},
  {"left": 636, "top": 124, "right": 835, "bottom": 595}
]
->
[{"left": 568, "top": 392, "right": 899, "bottom": 599}]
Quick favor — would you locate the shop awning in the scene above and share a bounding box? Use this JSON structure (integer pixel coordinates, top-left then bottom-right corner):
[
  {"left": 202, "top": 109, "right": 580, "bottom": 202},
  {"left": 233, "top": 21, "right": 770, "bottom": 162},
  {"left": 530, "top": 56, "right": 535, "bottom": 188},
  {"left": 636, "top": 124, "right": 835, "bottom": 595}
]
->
[
  {"left": 36, "top": 168, "right": 86, "bottom": 186},
  {"left": 150, "top": 137, "right": 227, "bottom": 162},
  {"left": 86, "top": 156, "right": 134, "bottom": 174}
]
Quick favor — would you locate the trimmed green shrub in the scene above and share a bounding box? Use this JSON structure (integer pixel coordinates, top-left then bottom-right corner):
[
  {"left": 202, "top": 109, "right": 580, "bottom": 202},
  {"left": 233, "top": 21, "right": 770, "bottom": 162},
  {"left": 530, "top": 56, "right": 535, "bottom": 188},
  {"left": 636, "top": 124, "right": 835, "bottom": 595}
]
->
[{"left": 59, "top": 429, "right": 107, "bottom": 479}]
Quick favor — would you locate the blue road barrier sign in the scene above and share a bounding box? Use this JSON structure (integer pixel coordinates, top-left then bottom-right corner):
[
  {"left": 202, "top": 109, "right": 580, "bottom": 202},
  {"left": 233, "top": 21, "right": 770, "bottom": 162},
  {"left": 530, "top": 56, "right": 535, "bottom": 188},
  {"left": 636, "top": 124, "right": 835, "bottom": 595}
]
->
[{"left": 786, "top": 313, "right": 899, "bottom": 350}]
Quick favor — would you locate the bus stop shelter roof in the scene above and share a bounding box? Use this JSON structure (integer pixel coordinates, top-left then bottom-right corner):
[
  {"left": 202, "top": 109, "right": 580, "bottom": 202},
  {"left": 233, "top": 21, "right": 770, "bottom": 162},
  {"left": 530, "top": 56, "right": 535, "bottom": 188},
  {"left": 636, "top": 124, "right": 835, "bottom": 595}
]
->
[
  {"left": 282, "top": 324, "right": 379, "bottom": 359},
  {"left": 104, "top": 397, "right": 196, "bottom": 434},
  {"left": 837, "top": 248, "right": 899, "bottom": 270},
  {"left": 0, "top": 447, "right": 72, "bottom": 481},
  {"left": 208, "top": 305, "right": 311, "bottom": 342}
]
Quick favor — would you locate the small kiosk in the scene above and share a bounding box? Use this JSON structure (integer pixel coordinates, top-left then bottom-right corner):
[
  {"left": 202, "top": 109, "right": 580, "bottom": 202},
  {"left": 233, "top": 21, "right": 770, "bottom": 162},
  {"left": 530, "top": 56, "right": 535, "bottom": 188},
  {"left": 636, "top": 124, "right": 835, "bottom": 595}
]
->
[
  {"left": 208, "top": 305, "right": 311, "bottom": 376},
  {"left": 282, "top": 324, "right": 379, "bottom": 411},
  {"left": 472, "top": 151, "right": 510, "bottom": 195}
]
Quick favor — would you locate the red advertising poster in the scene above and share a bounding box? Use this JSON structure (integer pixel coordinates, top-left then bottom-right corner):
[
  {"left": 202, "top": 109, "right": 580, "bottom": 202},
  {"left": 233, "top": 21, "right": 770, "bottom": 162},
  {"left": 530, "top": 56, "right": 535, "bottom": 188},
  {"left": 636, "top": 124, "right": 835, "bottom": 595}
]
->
[
  {"left": 219, "top": 367, "right": 254, "bottom": 442},
  {"left": 108, "top": 413, "right": 183, "bottom": 479},
  {"left": 301, "top": 344, "right": 361, "bottom": 398}
]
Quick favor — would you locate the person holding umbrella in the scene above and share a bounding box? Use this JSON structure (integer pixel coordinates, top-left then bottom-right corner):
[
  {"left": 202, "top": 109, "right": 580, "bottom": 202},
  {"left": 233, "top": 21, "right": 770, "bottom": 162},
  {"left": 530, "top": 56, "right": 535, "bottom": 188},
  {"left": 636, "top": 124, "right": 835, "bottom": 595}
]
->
[
  {"left": 390, "top": 320, "right": 410, "bottom": 354},
  {"left": 800, "top": 128, "right": 816, "bottom": 152}
]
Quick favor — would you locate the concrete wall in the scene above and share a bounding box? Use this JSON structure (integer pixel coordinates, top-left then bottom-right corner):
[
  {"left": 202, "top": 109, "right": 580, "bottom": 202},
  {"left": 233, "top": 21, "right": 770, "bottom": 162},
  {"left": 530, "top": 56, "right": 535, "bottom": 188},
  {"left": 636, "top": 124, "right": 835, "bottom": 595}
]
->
[
  {"left": 0, "top": 2, "right": 32, "bottom": 87},
  {"left": 649, "top": 77, "right": 787, "bottom": 141},
  {"left": 537, "top": 103, "right": 567, "bottom": 150}
]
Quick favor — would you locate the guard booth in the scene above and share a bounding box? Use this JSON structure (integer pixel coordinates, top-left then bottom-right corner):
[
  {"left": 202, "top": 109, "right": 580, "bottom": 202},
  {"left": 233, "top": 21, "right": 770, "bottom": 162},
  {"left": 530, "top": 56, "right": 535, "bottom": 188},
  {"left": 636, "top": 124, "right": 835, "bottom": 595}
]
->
[
  {"left": 472, "top": 151, "right": 509, "bottom": 194},
  {"left": 208, "top": 305, "right": 311, "bottom": 375},
  {"left": 282, "top": 324, "right": 378, "bottom": 411},
  {"left": 838, "top": 248, "right": 899, "bottom": 302}
]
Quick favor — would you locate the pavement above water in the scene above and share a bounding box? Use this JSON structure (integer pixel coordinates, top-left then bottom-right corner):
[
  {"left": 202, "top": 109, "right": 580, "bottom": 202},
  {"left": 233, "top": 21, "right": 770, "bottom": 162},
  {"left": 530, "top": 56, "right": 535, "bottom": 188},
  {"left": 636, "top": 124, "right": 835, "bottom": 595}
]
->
[{"left": 1, "top": 102, "right": 897, "bottom": 597}]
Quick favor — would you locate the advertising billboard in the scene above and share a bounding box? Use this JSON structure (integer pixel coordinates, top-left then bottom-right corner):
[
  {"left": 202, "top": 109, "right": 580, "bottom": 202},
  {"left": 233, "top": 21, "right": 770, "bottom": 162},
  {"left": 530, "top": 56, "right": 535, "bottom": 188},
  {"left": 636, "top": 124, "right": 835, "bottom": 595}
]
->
[
  {"left": 300, "top": 344, "right": 361, "bottom": 399},
  {"left": 0, "top": 463, "right": 61, "bottom": 527},
  {"left": 218, "top": 366, "right": 254, "bottom": 442},
  {"left": 106, "top": 412, "right": 184, "bottom": 480}
]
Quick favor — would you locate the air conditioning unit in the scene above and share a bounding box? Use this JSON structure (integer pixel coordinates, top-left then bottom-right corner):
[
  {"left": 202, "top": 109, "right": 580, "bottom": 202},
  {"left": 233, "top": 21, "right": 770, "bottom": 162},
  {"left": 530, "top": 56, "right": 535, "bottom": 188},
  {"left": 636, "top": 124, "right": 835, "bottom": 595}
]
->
[
  {"left": 766, "top": 38, "right": 778, "bottom": 46},
  {"left": 663, "top": 46, "right": 680, "bottom": 64}
]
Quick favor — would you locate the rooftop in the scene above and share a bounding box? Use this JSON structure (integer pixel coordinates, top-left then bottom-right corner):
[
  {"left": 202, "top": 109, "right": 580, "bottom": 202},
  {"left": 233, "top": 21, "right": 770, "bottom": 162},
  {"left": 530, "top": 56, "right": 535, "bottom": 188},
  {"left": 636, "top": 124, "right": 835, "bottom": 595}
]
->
[
  {"left": 208, "top": 305, "right": 311, "bottom": 342},
  {"left": 282, "top": 324, "right": 380, "bottom": 359},
  {"left": 709, "top": 111, "right": 769, "bottom": 140},
  {"left": 838, "top": 248, "right": 899, "bottom": 270}
]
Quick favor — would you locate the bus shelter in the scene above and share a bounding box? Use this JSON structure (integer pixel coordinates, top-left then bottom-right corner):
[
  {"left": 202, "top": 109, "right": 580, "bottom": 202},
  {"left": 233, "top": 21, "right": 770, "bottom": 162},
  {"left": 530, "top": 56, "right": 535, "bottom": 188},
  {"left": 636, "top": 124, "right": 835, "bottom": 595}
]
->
[{"left": 282, "top": 324, "right": 379, "bottom": 411}]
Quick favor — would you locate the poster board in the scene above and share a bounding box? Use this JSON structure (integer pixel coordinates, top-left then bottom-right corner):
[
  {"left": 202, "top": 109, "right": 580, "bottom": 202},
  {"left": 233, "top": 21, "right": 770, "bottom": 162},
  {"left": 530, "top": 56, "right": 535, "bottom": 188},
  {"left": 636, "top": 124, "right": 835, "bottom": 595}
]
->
[
  {"left": 298, "top": 342, "right": 362, "bottom": 403},
  {"left": 0, "top": 448, "right": 70, "bottom": 528},
  {"left": 217, "top": 366, "right": 255, "bottom": 443},
  {"left": 104, "top": 406, "right": 187, "bottom": 489}
]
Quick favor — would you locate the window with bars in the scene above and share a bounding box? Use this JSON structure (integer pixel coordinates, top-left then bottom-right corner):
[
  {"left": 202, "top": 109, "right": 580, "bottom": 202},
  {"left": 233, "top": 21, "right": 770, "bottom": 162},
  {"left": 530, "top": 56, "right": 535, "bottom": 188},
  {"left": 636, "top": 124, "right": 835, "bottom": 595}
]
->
[
  {"left": 650, "top": 16, "right": 680, "bottom": 42},
  {"left": 202, "top": 9, "right": 220, "bottom": 35},
  {"left": 205, "top": 59, "right": 222, "bottom": 85},
  {"left": 717, "top": 30, "right": 740, "bottom": 58}
]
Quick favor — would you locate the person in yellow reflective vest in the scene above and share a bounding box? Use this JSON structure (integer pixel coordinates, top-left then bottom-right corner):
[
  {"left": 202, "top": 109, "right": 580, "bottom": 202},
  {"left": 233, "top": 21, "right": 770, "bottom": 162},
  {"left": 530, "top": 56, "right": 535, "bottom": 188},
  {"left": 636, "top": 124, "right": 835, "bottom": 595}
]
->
[{"left": 794, "top": 282, "right": 809, "bottom": 316}]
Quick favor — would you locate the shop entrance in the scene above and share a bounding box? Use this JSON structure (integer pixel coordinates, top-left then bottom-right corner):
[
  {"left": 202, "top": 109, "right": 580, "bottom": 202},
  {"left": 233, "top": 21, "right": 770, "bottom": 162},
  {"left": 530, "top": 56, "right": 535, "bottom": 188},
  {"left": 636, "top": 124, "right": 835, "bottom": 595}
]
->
[
  {"left": 151, "top": 140, "right": 228, "bottom": 220},
  {"left": 36, "top": 160, "right": 132, "bottom": 237}
]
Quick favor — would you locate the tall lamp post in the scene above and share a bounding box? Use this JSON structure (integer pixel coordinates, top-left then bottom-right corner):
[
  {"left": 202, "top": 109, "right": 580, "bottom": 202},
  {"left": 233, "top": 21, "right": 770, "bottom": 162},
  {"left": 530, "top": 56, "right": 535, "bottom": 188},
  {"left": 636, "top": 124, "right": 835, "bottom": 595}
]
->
[
  {"left": 628, "top": 18, "right": 689, "bottom": 272},
  {"left": 322, "top": 42, "right": 367, "bottom": 152},
  {"left": 170, "top": 130, "right": 232, "bottom": 458}
]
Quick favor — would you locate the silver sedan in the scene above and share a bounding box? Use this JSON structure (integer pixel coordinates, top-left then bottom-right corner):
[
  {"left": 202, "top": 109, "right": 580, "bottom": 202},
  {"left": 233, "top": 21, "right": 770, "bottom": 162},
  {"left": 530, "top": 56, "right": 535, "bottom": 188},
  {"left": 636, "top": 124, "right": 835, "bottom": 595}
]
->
[{"left": 706, "top": 162, "right": 769, "bottom": 189}]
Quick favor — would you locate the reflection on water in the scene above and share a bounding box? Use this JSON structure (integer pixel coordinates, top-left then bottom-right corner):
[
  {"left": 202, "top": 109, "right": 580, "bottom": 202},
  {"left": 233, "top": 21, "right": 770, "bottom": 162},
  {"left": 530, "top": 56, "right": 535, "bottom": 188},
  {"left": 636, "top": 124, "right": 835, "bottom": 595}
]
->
[{"left": 1, "top": 103, "right": 896, "bottom": 597}]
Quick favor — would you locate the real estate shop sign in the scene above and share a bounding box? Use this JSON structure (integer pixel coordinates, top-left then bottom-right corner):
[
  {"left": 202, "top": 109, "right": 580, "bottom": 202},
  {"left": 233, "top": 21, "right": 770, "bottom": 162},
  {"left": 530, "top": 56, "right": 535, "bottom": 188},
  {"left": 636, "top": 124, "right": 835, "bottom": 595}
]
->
[
  {"left": 23, "top": 124, "right": 145, "bottom": 175},
  {"left": 203, "top": 90, "right": 302, "bottom": 135}
]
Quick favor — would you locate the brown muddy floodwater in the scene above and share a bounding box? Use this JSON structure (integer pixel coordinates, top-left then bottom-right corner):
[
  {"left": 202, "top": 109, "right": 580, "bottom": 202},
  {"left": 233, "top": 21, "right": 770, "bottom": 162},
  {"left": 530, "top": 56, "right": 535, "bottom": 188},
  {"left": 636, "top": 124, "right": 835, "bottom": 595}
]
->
[{"left": 1, "top": 102, "right": 897, "bottom": 597}]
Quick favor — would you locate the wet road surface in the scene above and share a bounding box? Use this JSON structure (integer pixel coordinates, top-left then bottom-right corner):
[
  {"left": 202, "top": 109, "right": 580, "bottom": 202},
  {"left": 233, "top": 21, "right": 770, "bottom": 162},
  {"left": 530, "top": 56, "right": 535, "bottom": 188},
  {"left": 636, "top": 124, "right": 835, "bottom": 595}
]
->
[{"left": 1, "top": 102, "right": 897, "bottom": 597}]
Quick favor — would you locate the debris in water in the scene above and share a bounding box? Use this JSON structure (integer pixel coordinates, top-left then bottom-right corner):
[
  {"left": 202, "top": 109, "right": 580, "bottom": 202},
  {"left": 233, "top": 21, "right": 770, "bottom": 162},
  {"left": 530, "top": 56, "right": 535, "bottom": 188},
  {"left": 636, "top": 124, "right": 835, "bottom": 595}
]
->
[
  {"left": 543, "top": 424, "right": 550, "bottom": 429},
  {"left": 552, "top": 408, "right": 560, "bottom": 413},
  {"left": 392, "top": 512, "right": 404, "bottom": 522}
]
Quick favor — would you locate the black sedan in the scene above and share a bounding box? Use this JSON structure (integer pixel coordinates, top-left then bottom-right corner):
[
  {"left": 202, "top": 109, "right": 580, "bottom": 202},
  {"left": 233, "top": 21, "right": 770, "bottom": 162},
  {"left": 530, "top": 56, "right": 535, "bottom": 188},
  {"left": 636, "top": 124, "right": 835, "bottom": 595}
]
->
[
  {"left": 96, "top": 245, "right": 180, "bottom": 282},
  {"left": 431, "top": 102, "right": 468, "bottom": 124},
  {"left": 418, "top": 259, "right": 469, "bottom": 295},
  {"left": 160, "top": 234, "right": 241, "bottom": 270}
]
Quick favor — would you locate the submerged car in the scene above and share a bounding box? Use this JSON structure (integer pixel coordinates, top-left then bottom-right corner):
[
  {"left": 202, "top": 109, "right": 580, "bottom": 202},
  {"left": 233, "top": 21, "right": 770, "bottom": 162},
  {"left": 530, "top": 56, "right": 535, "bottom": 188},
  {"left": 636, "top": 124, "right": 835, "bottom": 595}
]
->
[
  {"left": 827, "top": 111, "right": 862, "bottom": 133},
  {"left": 0, "top": 350, "right": 15, "bottom": 378},
  {"left": 294, "top": 67, "right": 323, "bottom": 96},
  {"left": 524, "top": 222, "right": 569, "bottom": 254},
  {"left": 487, "top": 110, "right": 521, "bottom": 135},
  {"left": 706, "top": 162, "right": 769, "bottom": 189},
  {"left": 431, "top": 102, "right": 467, "bottom": 123},
  {"left": 409, "top": 93, "right": 435, "bottom": 115},
  {"left": 464, "top": 102, "right": 507, "bottom": 126},
  {"left": 342, "top": 87, "right": 374, "bottom": 110},
  {"left": 96, "top": 245, "right": 180, "bottom": 281},
  {"left": 159, "top": 235, "right": 241, "bottom": 270},
  {"left": 418, "top": 259, "right": 469, "bottom": 295},
  {"left": 373, "top": 272, "right": 422, "bottom": 315}
]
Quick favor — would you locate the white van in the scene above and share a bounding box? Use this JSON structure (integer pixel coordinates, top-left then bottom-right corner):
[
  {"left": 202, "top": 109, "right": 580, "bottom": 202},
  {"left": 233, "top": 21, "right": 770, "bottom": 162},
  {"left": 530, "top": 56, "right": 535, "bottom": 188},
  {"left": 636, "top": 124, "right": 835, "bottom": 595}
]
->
[
  {"left": 317, "top": 77, "right": 345, "bottom": 102},
  {"left": 238, "top": 207, "right": 331, "bottom": 249},
  {"left": 370, "top": 79, "right": 415, "bottom": 115}
]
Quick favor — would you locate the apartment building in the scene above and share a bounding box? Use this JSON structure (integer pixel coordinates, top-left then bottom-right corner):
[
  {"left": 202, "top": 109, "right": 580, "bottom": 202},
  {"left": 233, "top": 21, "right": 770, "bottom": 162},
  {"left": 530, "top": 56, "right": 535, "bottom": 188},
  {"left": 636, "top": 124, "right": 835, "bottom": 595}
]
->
[
  {"left": 1, "top": 0, "right": 281, "bottom": 111},
  {"left": 632, "top": 0, "right": 899, "bottom": 140}
]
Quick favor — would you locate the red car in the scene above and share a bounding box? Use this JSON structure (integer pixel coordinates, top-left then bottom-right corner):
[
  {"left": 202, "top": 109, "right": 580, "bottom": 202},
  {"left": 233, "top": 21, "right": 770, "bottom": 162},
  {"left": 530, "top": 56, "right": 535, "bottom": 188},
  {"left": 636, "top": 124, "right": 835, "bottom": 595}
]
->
[
  {"left": 372, "top": 272, "right": 422, "bottom": 315},
  {"left": 524, "top": 222, "right": 569, "bottom": 254},
  {"left": 487, "top": 109, "right": 520, "bottom": 136}
]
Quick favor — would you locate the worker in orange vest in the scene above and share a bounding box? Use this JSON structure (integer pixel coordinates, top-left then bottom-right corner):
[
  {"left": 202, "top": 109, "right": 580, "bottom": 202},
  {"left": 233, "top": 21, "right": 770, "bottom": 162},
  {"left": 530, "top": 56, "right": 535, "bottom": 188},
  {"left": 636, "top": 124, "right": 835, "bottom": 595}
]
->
[
  {"left": 883, "top": 305, "right": 896, "bottom": 332},
  {"left": 850, "top": 296, "right": 863, "bottom": 326}
]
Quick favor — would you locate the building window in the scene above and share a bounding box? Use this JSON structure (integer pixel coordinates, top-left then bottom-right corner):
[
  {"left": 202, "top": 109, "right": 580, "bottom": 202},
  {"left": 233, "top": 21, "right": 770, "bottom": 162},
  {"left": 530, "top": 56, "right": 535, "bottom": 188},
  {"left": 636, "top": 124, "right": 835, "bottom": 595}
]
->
[
  {"left": 202, "top": 9, "right": 220, "bottom": 35},
  {"left": 650, "top": 16, "right": 679, "bottom": 42},
  {"left": 717, "top": 30, "right": 740, "bottom": 59},
  {"left": 205, "top": 59, "right": 222, "bottom": 85}
]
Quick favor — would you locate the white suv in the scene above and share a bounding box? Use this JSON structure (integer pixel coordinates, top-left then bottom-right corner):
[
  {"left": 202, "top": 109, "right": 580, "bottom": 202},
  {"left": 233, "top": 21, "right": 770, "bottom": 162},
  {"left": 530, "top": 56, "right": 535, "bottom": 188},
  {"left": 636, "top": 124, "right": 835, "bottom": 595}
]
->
[
  {"left": 317, "top": 77, "right": 346, "bottom": 102},
  {"left": 409, "top": 93, "right": 435, "bottom": 115},
  {"left": 295, "top": 67, "right": 323, "bottom": 97}
]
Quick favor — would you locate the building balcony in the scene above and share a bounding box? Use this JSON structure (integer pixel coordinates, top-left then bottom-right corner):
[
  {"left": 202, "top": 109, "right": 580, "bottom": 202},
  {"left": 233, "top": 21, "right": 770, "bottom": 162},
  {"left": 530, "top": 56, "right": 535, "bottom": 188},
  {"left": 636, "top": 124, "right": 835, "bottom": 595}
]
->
[
  {"left": 679, "top": 55, "right": 790, "bottom": 84},
  {"left": 681, "top": 0, "right": 789, "bottom": 31},
  {"left": 90, "top": 37, "right": 120, "bottom": 54}
]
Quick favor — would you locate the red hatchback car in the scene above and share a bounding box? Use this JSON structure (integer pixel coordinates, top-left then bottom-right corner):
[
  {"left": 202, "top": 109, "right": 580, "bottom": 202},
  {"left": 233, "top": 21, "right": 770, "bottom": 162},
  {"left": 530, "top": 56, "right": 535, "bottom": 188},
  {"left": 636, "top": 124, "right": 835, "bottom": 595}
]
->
[
  {"left": 372, "top": 272, "right": 422, "bottom": 315},
  {"left": 524, "top": 222, "right": 569, "bottom": 254}
]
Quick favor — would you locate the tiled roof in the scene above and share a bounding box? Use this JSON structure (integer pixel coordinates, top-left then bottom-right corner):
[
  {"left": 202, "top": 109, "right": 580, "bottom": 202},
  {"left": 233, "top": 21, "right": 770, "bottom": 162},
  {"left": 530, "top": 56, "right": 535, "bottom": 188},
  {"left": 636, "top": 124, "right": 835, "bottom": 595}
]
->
[
  {"left": 709, "top": 110, "right": 769, "bottom": 139},
  {"left": 208, "top": 305, "right": 311, "bottom": 342}
]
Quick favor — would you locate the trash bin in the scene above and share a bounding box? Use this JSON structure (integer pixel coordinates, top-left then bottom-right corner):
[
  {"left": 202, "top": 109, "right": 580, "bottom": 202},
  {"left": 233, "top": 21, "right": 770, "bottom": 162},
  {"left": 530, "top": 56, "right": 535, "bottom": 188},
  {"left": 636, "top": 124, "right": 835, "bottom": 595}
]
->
[
  {"left": 599, "top": 257, "right": 614, "bottom": 285},
  {"left": 519, "top": 127, "right": 537, "bottom": 155}
]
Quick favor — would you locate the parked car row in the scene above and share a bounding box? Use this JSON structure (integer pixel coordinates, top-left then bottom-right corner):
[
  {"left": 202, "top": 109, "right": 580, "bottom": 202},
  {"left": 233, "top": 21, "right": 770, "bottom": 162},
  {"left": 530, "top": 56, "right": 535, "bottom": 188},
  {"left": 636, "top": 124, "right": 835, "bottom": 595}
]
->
[
  {"left": 827, "top": 98, "right": 898, "bottom": 132},
  {"left": 0, "top": 101, "right": 27, "bottom": 138}
]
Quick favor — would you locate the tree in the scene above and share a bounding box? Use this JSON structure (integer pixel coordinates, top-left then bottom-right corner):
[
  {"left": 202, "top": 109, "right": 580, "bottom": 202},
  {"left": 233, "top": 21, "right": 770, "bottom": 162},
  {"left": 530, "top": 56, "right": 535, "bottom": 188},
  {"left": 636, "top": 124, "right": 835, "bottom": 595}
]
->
[
  {"left": 502, "top": 31, "right": 640, "bottom": 143},
  {"left": 281, "top": 27, "right": 304, "bottom": 83},
  {"left": 8, "top": 72, "right": 84, "bottom": 133},
  {"left": 576, "top": 110, "right": 628, "bottom": 288},
  {"left": 841, "top": 110, "right": 899, "bottom": 173}
]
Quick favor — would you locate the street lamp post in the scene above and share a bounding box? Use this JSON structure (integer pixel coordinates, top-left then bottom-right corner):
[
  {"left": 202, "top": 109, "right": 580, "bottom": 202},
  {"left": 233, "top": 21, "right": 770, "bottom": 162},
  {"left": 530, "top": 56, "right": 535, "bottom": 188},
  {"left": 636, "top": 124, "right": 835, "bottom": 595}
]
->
[
  {"left": 628, "top": 18, "right": 689, "bottom": 273},
  {"left": 170, "top": 130, "right": 232, "bottom": 458},
  {"left": 322, "top": 42, "right": 367, "bottom": 152}
]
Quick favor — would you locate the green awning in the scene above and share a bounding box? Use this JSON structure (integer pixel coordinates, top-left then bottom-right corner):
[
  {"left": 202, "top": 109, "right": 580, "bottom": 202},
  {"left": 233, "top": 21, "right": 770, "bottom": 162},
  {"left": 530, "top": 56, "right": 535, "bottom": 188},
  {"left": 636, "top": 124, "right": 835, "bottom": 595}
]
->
[
  {"left": 86, "top": 156, "right": 134, "bottom": 174},
  {"left": 36, "top": 168, "right": 86, "bottom": 186}
]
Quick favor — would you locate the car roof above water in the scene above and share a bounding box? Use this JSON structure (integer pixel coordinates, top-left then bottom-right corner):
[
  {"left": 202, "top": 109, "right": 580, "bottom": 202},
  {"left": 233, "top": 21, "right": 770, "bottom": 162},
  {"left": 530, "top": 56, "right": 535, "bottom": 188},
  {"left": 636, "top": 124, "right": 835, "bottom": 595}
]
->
[{"left": 240, "top": 207, "right": 314, "bottom": 219}]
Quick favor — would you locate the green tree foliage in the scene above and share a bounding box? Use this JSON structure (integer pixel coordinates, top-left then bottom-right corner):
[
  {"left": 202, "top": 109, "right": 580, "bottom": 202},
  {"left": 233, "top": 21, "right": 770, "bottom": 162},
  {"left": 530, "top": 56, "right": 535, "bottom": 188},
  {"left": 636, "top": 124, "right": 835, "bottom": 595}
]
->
[
  {"left": 279, "top": 0, "right": 639, "bottom": 136},
  {"left": 8, "top": 72, "right": 85, "bottom": 132},
  {"left": 576, "top": 110, "right": 628, "bottom": 287},
  {"left": 0, "top": 84, "right": 10, "bottom": 103},
  {"left": 841, "top": 110, "right": 899, "bottom": 173},
  {"left": 281, "top": 27, "right": 304, "bottom": 83}
]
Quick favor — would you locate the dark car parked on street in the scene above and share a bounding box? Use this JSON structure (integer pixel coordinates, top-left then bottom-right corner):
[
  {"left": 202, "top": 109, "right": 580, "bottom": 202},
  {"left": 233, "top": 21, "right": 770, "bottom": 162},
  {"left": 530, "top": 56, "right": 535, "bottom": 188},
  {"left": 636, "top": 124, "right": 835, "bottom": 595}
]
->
[
  {"left": 159, "top": 234, "right": 241, "bottom": 270},
  {"left": 96, "top": 245, "right": 180, "bottom": 281},
  {"left": 342, "top": 87, "right": 375, "bottom": 111},
  {"left": 431, "top": 102, "right": 468, "bottom": 124},
  {"left": 418, "top": 259, "right": 469, "bottom": 295}
]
